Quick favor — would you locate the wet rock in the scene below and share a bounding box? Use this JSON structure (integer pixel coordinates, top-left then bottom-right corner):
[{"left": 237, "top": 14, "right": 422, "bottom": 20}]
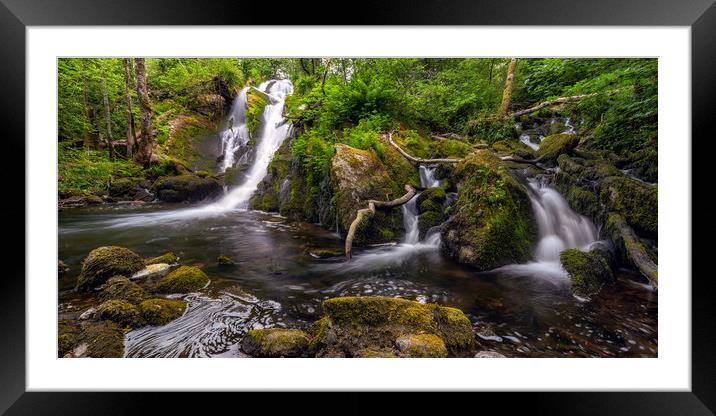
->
[
  {"left": 139, "top": 298, "right": 187, "bottom": 326},
  {"left": 58, "top": 319, "right": 81, "bottom": 357},
  {"left": 152, "top": 174, "right": 222, "bottom": 203},
  {"left": 95, "top": 299, "right": 142, "bottom": 328},
  {"left": 58, "top": 260, "right": 70, "bottom": 275},
  {"left": 144, "top": 252, "right": 178, "bottom": 266},
  {"left": 76, "top": 246, "right": 144, "bottom": 291},
  {"left": 109, "top": 178, "right": 154, "bottom": 202},
  {"left": 309, "top": 296, "right": 475, "bottom": 358},
  {"left": 79, "top": 307, "right": 97, "bottom": 320},
  {"left": 73, "top": 321, "right": 125, "bottom": 358},
  {"left": 155, "top": 265, "right": 209, "bottom": 294},
  {"left": 395, "top": 333, "right": 448, "bottom": 358},
  {"left": 99, "top": 276, "right": 148, "bottom": 304},
  {"left": 560, "top": 248, "right": 614, "bottom": 299},
  {"left": 216, "top": 255, "right": 235, "bottom": 266},
  {"left": 537, "top": 133, "right": 580, "bottom": 163},
  {"left": 475, "top": 351, "right": 507, "bottom": 358},
  {"left": 442, "top": 150, "right": 536, "bottom": 270},
  {"left": 242, "top": 328, "right": 310, "bottom": 357},
  {"left": 599, "top": 176, "right": 657, "bottom": 238},
  {"left": 131, "top": 263, "right": 172, "bottom": 280},
  {"left": 353, "top": 347, "right": 399, "bottom": 358}
]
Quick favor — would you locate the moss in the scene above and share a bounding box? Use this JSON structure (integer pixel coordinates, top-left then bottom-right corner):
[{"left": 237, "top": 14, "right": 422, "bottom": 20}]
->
[
  {"left": 354, "top": 347, "right": 399, "bottom": 358},
  {"left": 429, "top": 305, "right": 476, "bottom": 354},
  {"left": 223, "top": 166, "right": 238, "bottom": 187},
  {"left": 96, "top": 299, "right": 142, "bottom": 328},
  {"left": 492, "top": 139, "right": 536, "bottom": 159},
  {"left": 58, "top": 319, "right": 81, "bottom": 357},
  {"left": 98, "top": 276, "right": 148, "bottom": 305},
  {"left": 108, "top": 177, "right": 141, "bottom": 196},
  {"left": 155, "top": 265, "right": 209, "bottom": 294},
  {"left": 139, "top": 298, "right": 187, "bottom": 326},
  {"left": 416, "top": 187, "right": 446, "bottom": 210},
  {"left": 418, "top": 211, "right": 444, "bottom": 238},
  {"left": 599, "top": 176, "right": 657, "bottom": 238},
  {"left": 537, "top": 133, "right": 580, "bottom": 163},
  {"left": 76, "top": 246, "right": 144, "bottom": 291},
  {"left": 242, "top": 328, "right": 310, "bottom": 357},
  {"left": 246, "top": 90, "right": 269, "bottom": 137},
  {"left": 395, "top": 333, "right": 448, "bottom": 358},
  {"left": 216, "top": 255, "right": 235, "bottom": 266},
  {"left": 76, "top": 320, "right": 125, "bottom": 358},
  {"left": 564, "top": 185, "right": 600, "bottom": 220},
  {"left": 152, "top": 174, "right": 222, "bottom": 203},
  {"left": 560, "top": 248, "right": 614, "bottom": 298},
  {"left": 556, "top": 154, "right": 585, "bottom": 176},
  {"left": 144, "top": 252, "right": 178, "bottom": 266},
  {"left": 442, "top": 150, "right": 536, "bottom": 270}
]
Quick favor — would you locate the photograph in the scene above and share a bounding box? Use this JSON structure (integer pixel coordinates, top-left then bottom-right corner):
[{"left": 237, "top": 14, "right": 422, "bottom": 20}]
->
[{"left": 56, "top": 57, "right": 659, "bottom": 359}]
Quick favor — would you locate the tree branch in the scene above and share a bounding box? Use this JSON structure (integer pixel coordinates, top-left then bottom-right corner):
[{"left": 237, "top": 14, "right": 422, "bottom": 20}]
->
[{"left": 386, "top": 132, "right": 462, "bottom": 164}]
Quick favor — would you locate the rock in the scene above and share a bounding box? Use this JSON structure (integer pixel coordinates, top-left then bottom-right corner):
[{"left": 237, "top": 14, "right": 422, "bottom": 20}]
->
[
  {"left": 76, "top": 246, "right": 144, "bottom": 291},
  {"left": 395, "top": 333, "right": 448, "bottom": 358},
  {"left": 98, "top": 276, "right": 148, "bottom": 304},
  {"left": 309, "top": 296, "right": 475, "bottom": 358},
  {"left": 599, "top": 176, "right": 657, "bottom": 238},
  {"left": 131, "top": 263, "right": 172, "bottom": 280},
  {"left": 216, "top": 255, "right": 235, "bottom": 266},
  {"left": 415, "top": 187, "right": 446, "bottom": 213},
  {"left": 418, "top": 211, "right": 445, "bottom": 239},
  {"left": 95, "top": 299, "right": 142, "bottom": 328},
  {"left": 353, "top": 347, "right": 399, "bottom": 358},
  {"left": 492, "top": 139, "right": 536, "bottom": 159},
  {"left": 155, "top": 265, "right": 209, "bottom": 294},
  {"left": 475, "top": 351, "right": 507, "bottom": 358},
  {"left": 442, "top": 150, "right": 536, "bottom": 270},
  {"left": 73, "top": 321, "right": 125, "bottom": 358},
  {"left": 58, "top": 319, "right": 81, "bottom": 357},
  {"left": 58, "top": 260, "right": 70, "bottom": 275},
  {"left": 144, "top": 252, "right": 178, "bottom": 266},
  {"left": 537, "top": 133, "right": 580, "bottom": 163},
  {"left": 242, "top": 328, "right": 310, "bottom": 357},
  {"left": 560, "top": 248, "right": 614, "bottom": 299},
  {"left": 79, "top": 307, "right": 97, "bottom": 320},
  {"left": 109, "top": 178, "right": 154, "bottom": 202},
  {"left": 139, "top": 298, "right": 187, "bottom": 326},
  {"left": 152, "top": 174, "right": 222, "bottom": 203},
  {"left": 330, "top": 144, "right": 407, "bottom": 246}
]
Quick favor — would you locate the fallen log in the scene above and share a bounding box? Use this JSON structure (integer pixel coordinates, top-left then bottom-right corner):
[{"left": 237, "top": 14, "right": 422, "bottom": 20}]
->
[
  {"left": 345, "top": 184, "right": 417, "bottom": 260},
  {"left": 499, "top": 155, "right": 546, "bottom": 166},
  {"left": 510, "top": 89, "right": 623, "bottom": 118},
  {"left": 386, "top": 132, "right": 462, "bottom": 165},
  {"left": 606, "top": 212, "right": 658, "bottom": 289}
]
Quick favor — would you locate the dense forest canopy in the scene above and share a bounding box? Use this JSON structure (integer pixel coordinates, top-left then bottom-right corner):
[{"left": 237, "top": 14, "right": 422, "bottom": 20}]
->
[{"left": 58, "top": 57, "right": 657, "bottom": 196}]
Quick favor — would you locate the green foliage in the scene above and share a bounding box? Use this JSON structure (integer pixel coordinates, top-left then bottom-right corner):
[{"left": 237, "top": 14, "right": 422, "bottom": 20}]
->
[{"left": 58, "top": 142, "right": 143, "bottom": 196}]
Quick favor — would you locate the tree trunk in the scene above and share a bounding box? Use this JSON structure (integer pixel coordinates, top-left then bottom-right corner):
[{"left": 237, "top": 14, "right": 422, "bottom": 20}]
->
[
  {"left": 499, "top": 58, "right": 518, "bottom": 117},
  {"left": 81, "top": 66, "right": 99, "bottom": 150},
  {"left": 133, "top": 58, "right": 153, "bottom": 167},
  {"left": 123, "top": 58, "right": 136, "bottom": 158},
  {"left": 101, "top": 78, "right": 115, "bottom": 160}
]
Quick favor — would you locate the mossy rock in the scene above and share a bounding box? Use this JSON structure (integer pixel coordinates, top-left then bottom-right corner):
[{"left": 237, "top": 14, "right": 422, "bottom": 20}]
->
[
  {"left": 564, "top": 185, "right": 600, "bottom": 220},
  {"left": 139, "top": 298, "right": 187, "bottom": 326},
  {"left": 74, "top": 321, "right": 125, "bottom": 358},
  {"left": 442, "top": 150, "right": 536, "bottom": 270},
  {"left": 418, "top": 211, "right": 445, "bottom": 239},
  {"left": 309, "top": 296, "right": 475, "bottom": 357},
  {"left": 58, "top": 319, "right": 81, "bottom": 357},
  {"left": 108, "top": 177, "right": 142, "bottom": 197},
  {"left": 353, "top": 347, "right": 399, "bottom": 358},
  {"left": 217, "top": 255, "right": 235, "bottom": 266},
  {"left": 492, "top": 139, "right": 536, "bottom": 159},
  {"left": 155, "top": 265, "right": 209, "bottom": 294},
  {"left": 76, "top": 246, "right": 144, "bottom": 291},
  {"left": 395, "top": 333, "right": 448, "bottom": 358},
  {"left": 96, "top": 299, "right": 142, "bottom": 328},
  {"left": 152, "top": 174, "right": 222, "bottom": 203},
  {"left": 144, "top": 252, "right": 178, "bottom": 266},
  {"left": 242, "top": 328, "right": 310, "bottom": 357},
  {"left": 416, "top": 187, "right": 446, "bottom": 214},
  {"left": 537, "top": 133, "right": 580, "bottom": 163},
  {"left": 556, "top": 154, "right": 585, "bottom": 176},
  {"left": 560, "top": 248, "right": 614, "bottom": 299},
  {"left": 98, "top": 276, "right": 148, "bottom": 305},
  {"left": 599, "top": 176, "right": 657, "bottom": 238}
]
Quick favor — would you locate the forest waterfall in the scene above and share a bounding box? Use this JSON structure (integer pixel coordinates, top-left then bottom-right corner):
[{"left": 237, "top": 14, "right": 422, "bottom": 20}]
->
[
  {"left": 402, "top": 165, "right": 441, "bottom": 246},
  {"left": 218, "top": 87, "right": 250, "bottom": 172}
]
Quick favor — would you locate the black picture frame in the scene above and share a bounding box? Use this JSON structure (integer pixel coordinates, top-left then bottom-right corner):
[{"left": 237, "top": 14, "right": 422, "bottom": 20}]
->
[{"left": 2, "top": 0, "right": 713, "bottom": 413}]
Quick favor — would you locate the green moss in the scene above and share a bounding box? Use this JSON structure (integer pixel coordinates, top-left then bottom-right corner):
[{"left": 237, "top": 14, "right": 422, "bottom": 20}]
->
[
  {"left": 96, "top": 299, "right": 142, "bottom": 328},
  {"left": 58, "top": 319, "right": 81, "bottom": 357},
  {"left": 144, "top": 252, "right": 179, "bottom": 266},
  {"left": 152, "top": 174, "right": 221, "bottom": 203},
  {"left": 418, "top": 211, "right": 444, "bottom": 237},
  {"left": 242, "top": 328, "right": 310, "bottom": 357},
  {"left": 155, "top": 265, "right": 209, "bottom": 294},
  {"left": 98, "top": 276, "right": 148, "bottom": 305},
  {"left": 354, "top": 347, "right": 399, "bottom": 358},
  {"left": 76, "top": 246, "right": 144, "bottom": 291},
  {"left": 76, "top": 320, "right": 125, "bottom": 358},
  {"left": 564, "top": 185, "right": 600, "bottom": 219},
  {"left": 395, "top": 333, "right": 448, "bottom": 358},
  {"left": 560, "top": 248, "right": 614, "bottom": 298},
  {"left": 108, "top": 177, "right": 142, "bottom": 196},
  {"left": 216, "top": 255, "right": 235, "bottom": 266},
  {"left": 139, "top": 298, "right": 187, "bottom": 326},
  {"left": 537, "top": 133, "right": 580, "bottom": 162},
  {"left": 600, "top": 176, "right": 657, "bottom": 238},
  {"left": 246, "top": 90, "right": 268, "bottom": 137},
  {"left": 492, "top": 139, "right": 536, "bottom": 159}
]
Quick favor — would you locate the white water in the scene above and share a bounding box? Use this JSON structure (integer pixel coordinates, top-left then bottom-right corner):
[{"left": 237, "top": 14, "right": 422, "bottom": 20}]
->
[
  {"left": 104, "top": 79, "right": 293, "bottom": 227},
  {"left": 418, "top": 165, "right": 441, "bottom": 188},
  {"left": 219, "top": 88, "right": 250, "bottom": 172},
  {"left": 495, "top": 179, "right": 598, "bottom": 280},
  {"left": 402, "top": 165, "right": 441, "bottom": 246}
]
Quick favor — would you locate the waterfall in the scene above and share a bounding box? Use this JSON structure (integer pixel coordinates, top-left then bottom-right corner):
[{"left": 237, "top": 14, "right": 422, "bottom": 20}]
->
[
  {"left": 418, "top": 165, "right": 440, "bottom": 188},
  {"left": 495, "top": 179, "right": 598, "bottom": 279},
  {"left": 402, "top": 165, "right": 441, "bottom": 246},
  {"left": 219, "top": 88, "right": 250, "bottom": 172}
]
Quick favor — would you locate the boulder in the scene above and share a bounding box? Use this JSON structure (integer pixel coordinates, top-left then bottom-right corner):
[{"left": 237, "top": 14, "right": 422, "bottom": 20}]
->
[
  {"left": 139, "top": 298, "right": 187, "bottom": 326},
  {"left": 76, "top": 246, "right": 144, "bottom": 291},
  {"left": 58, "top": 319, "right": 81, "bottom": 357},
  {"left": 109, "top": 177, "right": 154, "bottom": 202},
  {"left": 131, "top": 263, "right": 172, "bottom": 280},
  {"left": 152, "top": 174, "right": 222, "bottom": 203},
  {"left": 144, "top": 252, "right": 178, "bottom": 266},
  {"left": 98, "top": 276, "right": 148, "bottom": 304},
  {"left": 72, "top": 321, "right": 125, "bottom": 358},
  {"left": 241, "top": 328, "right": 310, "bottom": 357},
  {"left": 95, "top": 299, "right": 142, "bottom": 328},
  {"left": 309, "top": 296, "right": 475, "bottom": 358},
  {"left": 599, "top": 176, "right": 657, "bottom": 238},
  {"left": 155, "top": 266, "right": 209, "bottom": 294},
  {"left": 58, "top": 260, "right": 70, "bottom": 275},
  {"left": 560, "top": 248, "right": 614, "bottom": 298},
  {"left": 537, "top": 133, "right": 580, "bottom": 163},
  {"left": 442, "top": 150, "right": 536, "bottom": 270},
  {"left": 216, "top": 255, "right": 235, "bottom": 266}
]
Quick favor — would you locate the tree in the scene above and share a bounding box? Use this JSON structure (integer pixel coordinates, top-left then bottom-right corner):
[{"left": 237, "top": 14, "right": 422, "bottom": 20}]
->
[
  {"left": 499, "top": 58, "right": 518, "bottom": 116},
  {"left": 81, "top": 60, "right": 99, "bottom": 149},
  {"left": 133, "top": 58, "right": 153, "bottom": 166},
  {"left": 123, "top": 58, "right": 136, "bottom": 158},
  {"left": 101, "top": 77, "right": 115, "bottom": 159}
]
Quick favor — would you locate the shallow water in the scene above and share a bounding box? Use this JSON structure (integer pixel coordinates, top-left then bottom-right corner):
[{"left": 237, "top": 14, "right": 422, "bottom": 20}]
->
[{"left": 58, "top": 204, "right": 657, "bottom": 358}]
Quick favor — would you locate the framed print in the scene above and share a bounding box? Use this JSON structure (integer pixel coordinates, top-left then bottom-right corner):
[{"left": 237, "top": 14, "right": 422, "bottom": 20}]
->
[{"left": 2, "top": 0, "right": 714, "bottom": 413}]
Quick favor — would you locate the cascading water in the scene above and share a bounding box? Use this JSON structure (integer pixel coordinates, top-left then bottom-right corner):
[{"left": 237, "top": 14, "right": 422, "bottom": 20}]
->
[
  {"left": 218, "top": 88, "right": 250, "bottom": 172},
  {"left": 401, "top": 165, "right": 441, "bottom": 246},
  {"left": 418, "top": 165, "right": 440, "bottom": 188},
  {"left": 495, "top": 179, "right": 599, "bottom": 280}
]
